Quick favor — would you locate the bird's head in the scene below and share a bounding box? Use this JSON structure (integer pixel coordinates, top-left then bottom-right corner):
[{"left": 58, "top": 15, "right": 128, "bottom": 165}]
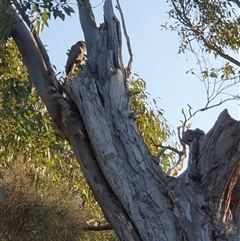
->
[{"left": 76, "top": 41, "right": 86, "bottom": 51}]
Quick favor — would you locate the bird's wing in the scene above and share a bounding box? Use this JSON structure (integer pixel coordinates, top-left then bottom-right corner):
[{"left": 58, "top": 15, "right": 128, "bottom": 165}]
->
[{"left": 65, "top": 43, "right": 80, "bottom": 75}]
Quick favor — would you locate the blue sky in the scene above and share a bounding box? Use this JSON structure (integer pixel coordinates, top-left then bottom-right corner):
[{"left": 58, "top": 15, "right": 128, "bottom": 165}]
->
[{"left": 41, "top": 0, "right": 239, "bottom": 135}]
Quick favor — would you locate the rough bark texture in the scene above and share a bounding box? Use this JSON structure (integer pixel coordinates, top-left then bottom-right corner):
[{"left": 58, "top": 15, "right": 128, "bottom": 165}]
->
[
  {"left": 1, "top": 0, "right": 240, "bottom": 240},
  {"left": 171, "top": 110, "right": 240, "bottom": 241}
]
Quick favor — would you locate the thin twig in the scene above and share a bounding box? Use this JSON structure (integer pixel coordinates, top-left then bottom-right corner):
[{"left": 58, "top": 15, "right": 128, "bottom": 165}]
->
[
  {"left": 168, "top": 93, "right": 239, "bottom": 177},
  {"left": 181, "top": 108, "right": 187, "bottom": 123},
  {"left": 155, "top": 147, "right": 167, "bottom": 160},
  {"left": 156, "top": 144, "right": 182, "bottom": 156},
  {"left": 167, "top": 127, "right": 187, "bottom": 177},
  {"left": 115, "top": 0, "right": 133, "bottom": 79},
  {"left": 167, "top": 149, "right": 187, "bottom": 177}
]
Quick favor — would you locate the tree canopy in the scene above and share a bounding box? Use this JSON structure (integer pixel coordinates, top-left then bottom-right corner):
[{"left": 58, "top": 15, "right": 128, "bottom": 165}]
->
[{"left": 168, "top": 0, "right": 240, "bottom": 77}]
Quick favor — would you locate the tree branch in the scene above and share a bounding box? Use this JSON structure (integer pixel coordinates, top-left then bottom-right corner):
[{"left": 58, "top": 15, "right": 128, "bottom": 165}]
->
[
  {"left": 231, "top": 0, "right": 240, "bottom": 8},
  {"left": 197, "top": 34, "right": 240, "bottom": 67},
  {"left": 12, "top": 1, "right": 58, "bottom": 76},
  {"left": 169, "top": 0, "right": 240, "bottom": 67},
  {"left": 167, "top": 128, "right": 187, "bottom": 177},
  {"left": 83, "top": 224, "right": 112, "bottom": 231},
  {"left": 83, "top": 219, "right": 112, "bottom": 231},
  {"left": 77, "top": 0, "right": 98, "bottom": 55},
  {"left": 168, "top": 90, "right": 239, "bottom": 178},
  {"left": 115, "top": 0, "right": 133, "bottom": 79},
  {"left": 0, "top": 2, "right": 68, "bottom": 140}
]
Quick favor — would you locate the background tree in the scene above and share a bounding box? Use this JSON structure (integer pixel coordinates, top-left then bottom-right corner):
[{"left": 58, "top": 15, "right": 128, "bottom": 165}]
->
[
  {"left": 167, "top": 0, "right": 240, "bottom": 92},
  {"left": 1, "top": 0, "right": 240, "bottom": 240}
]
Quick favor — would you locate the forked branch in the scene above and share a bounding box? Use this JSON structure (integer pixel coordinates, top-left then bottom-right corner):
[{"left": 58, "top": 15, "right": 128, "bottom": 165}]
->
[{"left": 167, "top": 92, "right": 239, "bottom": 177}]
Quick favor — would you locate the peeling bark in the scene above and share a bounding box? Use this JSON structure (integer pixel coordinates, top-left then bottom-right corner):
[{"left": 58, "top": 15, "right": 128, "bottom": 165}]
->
[{"left": 1, "top": 0, "right": 240, "bottom": 240}]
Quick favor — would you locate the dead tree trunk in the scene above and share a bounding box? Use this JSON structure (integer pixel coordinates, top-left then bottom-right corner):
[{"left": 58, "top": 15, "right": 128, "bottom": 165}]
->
[{"left": 1, "top": 0, "right": 240, "bottom": 240}]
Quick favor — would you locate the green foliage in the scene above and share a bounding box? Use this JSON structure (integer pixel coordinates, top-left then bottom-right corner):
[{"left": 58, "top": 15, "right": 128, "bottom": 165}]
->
[
  {"left": 25, "top": 0, "right": 90, "bottom": 35},
  {"left": 0, "top": 41, "right": 85, "bottom": 220},
  {"left": 0, "top": 0, "right": 75, "bottom": 36},
  {"left": 200, "top": 63, "right": 235, "bottom": 80},
  {"left": 191, "top": 0, "right": 240, "bottom": 51},
  {"left": 25, "top": 0, "right": 75, "bottom": 34},
  {"left": 128, "top": 75, "right": 177, "bottom": 172},
  {"left": 167, "top": 0, "right": 240, "bottom": 81},
  {"left": 164, "top": 0, "right": 240, "bottom": 104},
  {"left": 0, "top": 41, "right": 63, "bottom": 165},
  {"left": 0, "top": 5, "right": 15, "bottom": 41},
  {"left": 0, "top": 39, "right": 118, "bottom": 240},
  {"left": 168, "top": 0, "right": 240, "bottom": 52}
]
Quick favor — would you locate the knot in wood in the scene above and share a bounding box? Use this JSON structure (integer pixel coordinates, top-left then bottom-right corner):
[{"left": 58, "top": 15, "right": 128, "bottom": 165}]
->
[{"left": 182, "top": 128, "right": 204, "bottom": 144}]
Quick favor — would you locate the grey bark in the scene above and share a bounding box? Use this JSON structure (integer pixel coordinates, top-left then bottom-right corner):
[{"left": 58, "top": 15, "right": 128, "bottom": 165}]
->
[{"left": 1, "top": 0, "right": 240, "bottom": 240}]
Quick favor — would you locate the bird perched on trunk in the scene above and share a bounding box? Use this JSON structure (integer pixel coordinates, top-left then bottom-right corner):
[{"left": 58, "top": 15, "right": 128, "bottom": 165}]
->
[{"left": 65, "top": 41, "right": 86, "bottom": 76}]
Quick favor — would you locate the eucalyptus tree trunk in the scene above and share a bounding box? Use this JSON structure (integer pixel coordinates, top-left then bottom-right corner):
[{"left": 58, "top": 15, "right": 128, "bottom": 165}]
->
[{"left": 1, "top": 0, "right": 240, "bottom": 240}]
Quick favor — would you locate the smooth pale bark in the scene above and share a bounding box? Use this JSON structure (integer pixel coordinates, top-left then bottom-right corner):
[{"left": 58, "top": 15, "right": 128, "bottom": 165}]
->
[{"left": 1, "top": 0, "right": 240, "bottom": 240}]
